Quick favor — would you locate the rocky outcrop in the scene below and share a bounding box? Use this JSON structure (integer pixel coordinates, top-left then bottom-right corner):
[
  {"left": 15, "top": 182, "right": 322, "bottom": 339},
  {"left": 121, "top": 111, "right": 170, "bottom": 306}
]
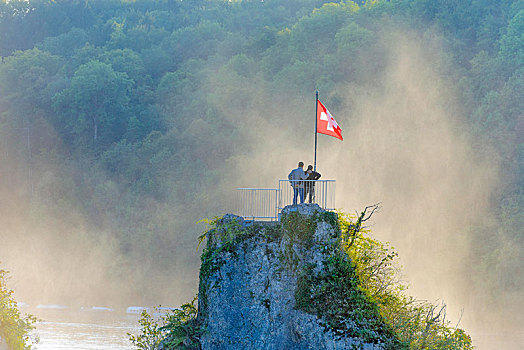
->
[{"left": 196, "top": 204, "right": 400, "bottom": 350}]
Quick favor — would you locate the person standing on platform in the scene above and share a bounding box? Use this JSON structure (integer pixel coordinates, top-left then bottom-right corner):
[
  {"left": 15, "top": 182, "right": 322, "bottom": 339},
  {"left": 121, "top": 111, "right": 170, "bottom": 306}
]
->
[
  {"left": 304, "top": 165, "right": 321, "bottom": 203},
  {"left": 288, "top": 162, "right": 308, "bottom": 205}
]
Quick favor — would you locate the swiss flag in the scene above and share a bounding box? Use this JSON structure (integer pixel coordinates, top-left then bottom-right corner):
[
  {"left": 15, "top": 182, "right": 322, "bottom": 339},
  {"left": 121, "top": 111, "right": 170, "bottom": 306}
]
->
[{"left": 317, "top": 100, "right": 343, "bottom": 141}]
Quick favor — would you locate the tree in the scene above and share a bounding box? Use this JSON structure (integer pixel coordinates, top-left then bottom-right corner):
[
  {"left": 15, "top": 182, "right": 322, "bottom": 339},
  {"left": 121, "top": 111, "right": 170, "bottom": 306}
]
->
[
  {"left": 0, "top": 49, "right": 63, "bottom": 201},
  {"left": 97, "top": 48, "right": 148, "bottom": 84},
  {"left": 499, "top": 9, "right": 524, "bottom": 71},
  {"left": 38, "top": 27, "right": 89, "bottom": 57},
  {"left": 162, "top": 20, "right": 225, "bottom": 62},
  {"left": 0, "top": 48, "right": 62, "bottom": 107},
  {"left": 53, "top": 60, "right": 133, "bottom": 150}
]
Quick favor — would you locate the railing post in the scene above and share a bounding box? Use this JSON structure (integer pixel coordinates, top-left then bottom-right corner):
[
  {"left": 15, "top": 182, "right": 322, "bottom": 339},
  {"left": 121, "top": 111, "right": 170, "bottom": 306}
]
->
[
  {"left": 251, "top": 189, "right": 255, "bottom": 221},
  {"left": 274, "top": 189, "right": 278, "bottom": 221},
  {"left": 323, "top": 180, "right": 327, "bottom": 209}
]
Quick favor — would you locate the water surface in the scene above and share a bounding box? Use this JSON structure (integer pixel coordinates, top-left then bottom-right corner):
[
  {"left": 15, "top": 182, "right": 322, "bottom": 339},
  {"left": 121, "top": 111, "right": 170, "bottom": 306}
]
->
[{"left": 29, "top": 307, "right": 139, "bottom": 350}]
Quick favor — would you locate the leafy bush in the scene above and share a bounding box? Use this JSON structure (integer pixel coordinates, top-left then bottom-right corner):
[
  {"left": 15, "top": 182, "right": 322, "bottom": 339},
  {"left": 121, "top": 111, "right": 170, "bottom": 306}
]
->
[
  {"left": 128, "top": 308, "right": 169, "bottom": 350},
  {"left": 160, "top": 298, "right": 200, "bottom": 350},
  {"left": 0, "top": 267, "right": 36, "bottom": 350},
  {"left": 339, "top": 211, "right": 474, "bottom": 350},
  {"left": 128, "top": 299, "right": 200, "bottom": 350}
]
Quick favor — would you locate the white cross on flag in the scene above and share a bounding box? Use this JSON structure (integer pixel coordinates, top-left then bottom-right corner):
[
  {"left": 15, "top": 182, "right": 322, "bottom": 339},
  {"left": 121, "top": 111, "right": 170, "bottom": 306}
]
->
[{"left": 317, "top": 100, "right": 343, "bottom": 141}]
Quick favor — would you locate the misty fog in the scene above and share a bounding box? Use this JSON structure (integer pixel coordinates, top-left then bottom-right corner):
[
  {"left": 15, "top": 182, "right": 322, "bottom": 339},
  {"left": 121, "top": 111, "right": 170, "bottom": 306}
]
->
[{"left": 0, "top": 1, "right": 522, "bottom": 349}]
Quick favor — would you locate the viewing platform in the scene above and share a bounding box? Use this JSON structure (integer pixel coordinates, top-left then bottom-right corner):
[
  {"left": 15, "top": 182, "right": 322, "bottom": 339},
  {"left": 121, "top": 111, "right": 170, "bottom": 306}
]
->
[{"left": 236, "top": 179, "right": 335, "bottom": 221}]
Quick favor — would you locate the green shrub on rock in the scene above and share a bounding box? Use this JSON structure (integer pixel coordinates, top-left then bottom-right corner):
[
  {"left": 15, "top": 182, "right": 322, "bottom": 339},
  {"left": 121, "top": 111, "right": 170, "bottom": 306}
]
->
[{"left": 338, "top": 210, "right": 475, "bottom": 350}]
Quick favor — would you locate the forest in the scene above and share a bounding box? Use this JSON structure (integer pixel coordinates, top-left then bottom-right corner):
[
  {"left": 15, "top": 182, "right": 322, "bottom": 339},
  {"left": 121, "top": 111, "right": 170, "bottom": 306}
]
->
[{"left": 0, "top": 0, "right": 522, "bottom": 339}]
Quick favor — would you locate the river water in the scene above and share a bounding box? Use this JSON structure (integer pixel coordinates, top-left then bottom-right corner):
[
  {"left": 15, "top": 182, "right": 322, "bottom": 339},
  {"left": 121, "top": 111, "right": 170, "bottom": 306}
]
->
[
  {"left": 27, "top": 306, "right": 140, "bottom": 350},
  {"left": 22, "top": 305, "right": 524, "bottom": 349}
]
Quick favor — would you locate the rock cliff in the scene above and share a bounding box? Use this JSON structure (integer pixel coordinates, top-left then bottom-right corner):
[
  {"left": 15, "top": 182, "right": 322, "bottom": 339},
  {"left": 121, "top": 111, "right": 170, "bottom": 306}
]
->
[{"left": 196, "top": 204, "right": 401, "bottom": 350}]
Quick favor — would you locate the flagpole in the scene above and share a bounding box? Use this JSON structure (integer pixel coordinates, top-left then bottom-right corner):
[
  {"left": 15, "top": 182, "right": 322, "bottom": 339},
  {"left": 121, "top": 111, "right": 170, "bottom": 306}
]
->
[{"left": 314, "top": 90, "right": 318, "bottom": 172}]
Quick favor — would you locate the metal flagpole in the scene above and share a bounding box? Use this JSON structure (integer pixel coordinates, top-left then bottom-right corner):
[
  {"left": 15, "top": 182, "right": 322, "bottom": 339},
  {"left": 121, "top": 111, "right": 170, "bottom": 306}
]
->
[{"left": 314, "top": 90, "right": 318, "bottom": 171}]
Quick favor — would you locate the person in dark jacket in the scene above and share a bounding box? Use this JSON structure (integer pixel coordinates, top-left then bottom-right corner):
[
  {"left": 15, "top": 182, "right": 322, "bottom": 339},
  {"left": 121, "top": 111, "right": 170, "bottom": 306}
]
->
[{"left": 304, "top": 165, "right": 321, "bottom": 203}]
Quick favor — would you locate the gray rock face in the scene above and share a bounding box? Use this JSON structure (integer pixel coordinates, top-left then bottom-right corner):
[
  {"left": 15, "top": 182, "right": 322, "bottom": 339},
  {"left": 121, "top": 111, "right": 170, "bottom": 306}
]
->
[{"left": 198, "top": 205, "right": 387, "bottom": 350}]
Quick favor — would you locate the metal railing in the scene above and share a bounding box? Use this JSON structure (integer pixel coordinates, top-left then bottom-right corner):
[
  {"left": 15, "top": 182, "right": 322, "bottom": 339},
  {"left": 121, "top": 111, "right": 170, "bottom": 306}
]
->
[
  {"left": 236, "top": 188, "right": 279, "bottom": 221},
  {"left": 236, "top": 180, "right": 336, "bottom": 221},
  {"left": 278, "top": 179, "right": 336, "bottom": 211}
]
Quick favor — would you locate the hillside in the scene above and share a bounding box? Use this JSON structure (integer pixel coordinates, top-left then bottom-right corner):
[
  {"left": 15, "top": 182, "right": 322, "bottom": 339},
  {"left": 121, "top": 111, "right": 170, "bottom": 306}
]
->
[{"left": 0, "top": 1, "right": 522, "bottom": 347}]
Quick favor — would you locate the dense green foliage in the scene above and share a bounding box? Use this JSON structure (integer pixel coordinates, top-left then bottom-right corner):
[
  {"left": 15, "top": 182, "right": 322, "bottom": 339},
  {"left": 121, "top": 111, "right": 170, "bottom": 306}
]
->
[
  {"left": 0, "top": 267, "right": 36, "bottom": 350},
  {"left": 160, "top": 299, "right": 200, "bottom": 350},
  {"left": 295, "top": 252, "right": 403, "bottom": 348},
  {"left": 128, "top": 301, "right": 199, "bottom": 350},
  {"left": 0, "top": 0, "right": 522, "bottom": 312}
]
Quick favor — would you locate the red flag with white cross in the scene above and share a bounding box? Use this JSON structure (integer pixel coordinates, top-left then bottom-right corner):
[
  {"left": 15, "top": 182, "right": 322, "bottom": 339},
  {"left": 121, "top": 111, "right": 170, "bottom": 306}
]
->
[{"left": 317, "top": 100, "right": 343, "bottom": 141}]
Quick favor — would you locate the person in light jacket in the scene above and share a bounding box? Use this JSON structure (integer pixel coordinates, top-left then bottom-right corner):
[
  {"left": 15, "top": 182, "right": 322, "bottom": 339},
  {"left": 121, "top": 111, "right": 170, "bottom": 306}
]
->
[{"left": 288, "top": 162, "right": 308, "bottom": 205}]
